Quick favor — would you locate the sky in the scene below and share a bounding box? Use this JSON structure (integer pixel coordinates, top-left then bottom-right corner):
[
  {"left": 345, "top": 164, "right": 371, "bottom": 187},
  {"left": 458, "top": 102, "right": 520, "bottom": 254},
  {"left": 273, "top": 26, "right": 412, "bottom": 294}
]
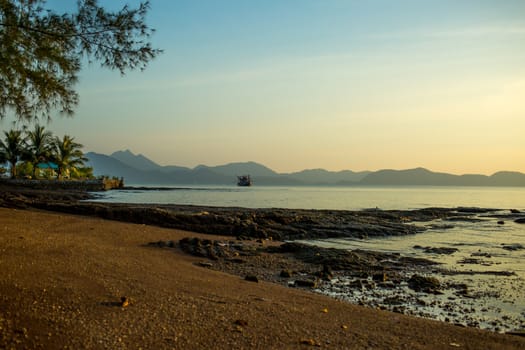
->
[{"left": 3, "top": 0, "right": 525, "bottom": 174}]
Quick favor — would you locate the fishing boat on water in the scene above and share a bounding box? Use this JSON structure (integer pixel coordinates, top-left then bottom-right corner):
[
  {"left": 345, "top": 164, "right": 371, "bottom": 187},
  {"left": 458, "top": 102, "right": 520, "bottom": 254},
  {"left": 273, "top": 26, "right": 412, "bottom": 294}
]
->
[{"left": 237, "top": 175, "right": 252, "bottom": 186}]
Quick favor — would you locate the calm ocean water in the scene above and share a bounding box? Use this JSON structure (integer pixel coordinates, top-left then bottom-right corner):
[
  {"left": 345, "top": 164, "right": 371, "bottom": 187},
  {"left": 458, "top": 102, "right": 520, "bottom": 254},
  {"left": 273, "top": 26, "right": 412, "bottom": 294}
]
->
[
  {"left": 96, "top": 185, "right": 525, "bottom": 211},
  {"left": 94, "top": 185, "right": 525, "bottom": 331}
]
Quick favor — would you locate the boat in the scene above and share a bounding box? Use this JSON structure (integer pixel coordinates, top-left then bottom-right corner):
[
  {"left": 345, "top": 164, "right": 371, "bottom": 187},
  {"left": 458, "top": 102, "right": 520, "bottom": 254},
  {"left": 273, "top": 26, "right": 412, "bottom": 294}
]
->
[{"left": 237, "top": 175, "right": 252, "bottom": 186}]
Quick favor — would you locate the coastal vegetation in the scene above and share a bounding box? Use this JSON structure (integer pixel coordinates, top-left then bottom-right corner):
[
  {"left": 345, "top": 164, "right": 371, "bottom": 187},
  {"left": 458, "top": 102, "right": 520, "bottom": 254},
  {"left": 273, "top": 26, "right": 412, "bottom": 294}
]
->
[
  {"left": 0, "top": 0, "right": 160, "bottom": 122},
  {"left": 0, "top": 124, "right": 91, "bottom": 180}
]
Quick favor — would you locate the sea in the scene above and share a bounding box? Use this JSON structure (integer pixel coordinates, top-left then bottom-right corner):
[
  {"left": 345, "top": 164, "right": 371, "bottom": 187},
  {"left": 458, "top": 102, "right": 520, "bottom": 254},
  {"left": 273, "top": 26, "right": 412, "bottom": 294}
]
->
[
  {"left": 93, "top": 185, "right": 525, "bottom": 332},
  {"left": 95, "top": 185, "right": 525, "bottom": 211}
]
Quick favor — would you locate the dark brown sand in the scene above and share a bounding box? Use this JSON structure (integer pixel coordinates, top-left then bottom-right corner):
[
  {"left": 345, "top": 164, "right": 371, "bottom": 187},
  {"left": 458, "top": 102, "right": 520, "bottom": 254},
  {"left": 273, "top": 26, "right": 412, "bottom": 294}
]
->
[{"left": 1, "top": 207, "right": 524, "bottom": 349}]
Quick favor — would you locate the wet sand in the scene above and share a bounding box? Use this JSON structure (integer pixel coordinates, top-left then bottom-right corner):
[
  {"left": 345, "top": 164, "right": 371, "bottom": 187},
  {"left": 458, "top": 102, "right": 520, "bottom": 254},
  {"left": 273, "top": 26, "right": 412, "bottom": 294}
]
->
[{"left": 1, "top": 207, "right": 525, "bottom": 349}]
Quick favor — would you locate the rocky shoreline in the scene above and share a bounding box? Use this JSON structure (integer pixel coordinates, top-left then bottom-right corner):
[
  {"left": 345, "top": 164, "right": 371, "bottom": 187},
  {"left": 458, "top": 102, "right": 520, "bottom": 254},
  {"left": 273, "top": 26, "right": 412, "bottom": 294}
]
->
[
  {"left": 2, "top": 184, "right": 524, "bottom": 335},
  {"left": 4, "top": 207, "right": 525, "bottom": 349},
  {"left": 2, "top": 183, "right": 520, "bottom": 240},
  {"left": 150, "top": 233, "right": 525, "bottom": 334}
]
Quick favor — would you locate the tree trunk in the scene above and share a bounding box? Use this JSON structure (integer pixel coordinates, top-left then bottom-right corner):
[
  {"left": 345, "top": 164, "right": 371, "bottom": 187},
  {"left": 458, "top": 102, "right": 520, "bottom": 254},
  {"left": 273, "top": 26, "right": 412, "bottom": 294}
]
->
[{"left": 10, "top": 161, "right": 17, "bottom": 179}]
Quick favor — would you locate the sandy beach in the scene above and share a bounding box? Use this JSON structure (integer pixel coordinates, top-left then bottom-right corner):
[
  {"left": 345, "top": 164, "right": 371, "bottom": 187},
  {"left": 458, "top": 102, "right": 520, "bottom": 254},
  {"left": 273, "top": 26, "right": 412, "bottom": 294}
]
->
[{"left": 1, "top": 207, "right": 524, "bottom": 349}]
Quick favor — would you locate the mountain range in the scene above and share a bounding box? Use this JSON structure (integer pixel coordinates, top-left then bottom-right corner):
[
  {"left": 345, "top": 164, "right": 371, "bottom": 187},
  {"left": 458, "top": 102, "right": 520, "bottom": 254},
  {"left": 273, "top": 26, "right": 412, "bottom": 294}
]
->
[{"left": 85, "top": 150, "right": 525, "bottom": 187}]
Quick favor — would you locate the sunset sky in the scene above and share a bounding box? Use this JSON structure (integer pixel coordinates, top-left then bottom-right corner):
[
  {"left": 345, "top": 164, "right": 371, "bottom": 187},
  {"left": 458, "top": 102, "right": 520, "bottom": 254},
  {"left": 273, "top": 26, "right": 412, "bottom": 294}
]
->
[{"left": 5, "top": 0, "right": 525, "bottom": 174}]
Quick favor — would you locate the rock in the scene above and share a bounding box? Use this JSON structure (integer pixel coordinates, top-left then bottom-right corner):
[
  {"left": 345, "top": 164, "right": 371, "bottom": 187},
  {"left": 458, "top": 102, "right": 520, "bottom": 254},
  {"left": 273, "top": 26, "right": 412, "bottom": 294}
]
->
[
  {"left": 408, "top": 274, "right": 441, "bottom": 293},
  {"left": 280, "top": 270, "right": 293, "bottom": 278},
  {"left": 514, "top": 218, "right": 525, "bottom": 224},
  {"left": 429, "top": 224, "right": 455, "bottom": 230},
  {"left": 471, "top": 251, "right": 491, "bottom": 258},
  {"left": 316, "top": 265, "right": 333, "bottom": 280},
  {"left": 418, "top": 246, "right": 458, "bottom": 255},
  {"left": 497, "top": 221, "right": 505, "bottom": 225},
  {"left": 234, "top": 319, "right": 248, "bottom": 327},
  {"left": 349, "top": 279, "right": 376, "bottom": 290},
  {"left": 278, "top": 242, "right": 437, "bottom": 272},
  {"left": 244, "top": 275, "right": 259, "bottom": 283},
  {"left": 378, "top": 281, "right": 396, "bottom": 289},
  {"left": 299, "top": 338, "right": 320, "bottom": 346},
  {"left": 294, "top": 279, "right": 317, "bottom": 288},
  {"left": 457, "top": 258, "right": 490, "bottom": 265},
  {"left": 445, "top": 216, "right": 485, "bottom": 222},
  {"left": 456, "top": 207, "right": 493, "bottom": 213},
  {"left": 453, "top": 284, "right": 470, "bottom": 297},
  {"left": 510, "top": 209, "right": 521, "bottom": 214},
  {"left": 349, "top": 279, "right": 365, "bottom": 289},
  {"left": 148, "top": 240, "right": 169, "bottom": 248},
  {"left": 392, "top": 306, "right": 406, "bottom": 314},
  {"left": 383, "top": 296, "right": 406, "bottom": 306},
  {"left": 506, "top": 329, "right": 525, "bottom": 337},
  {"left": 501, "top": 243, "right": 524, "bottom": 251},
  {"left": 372, "top": 272, "right": 387, "bottom": 282},
  {"left": 179, "top": 237, "right": 250, "bottom": 260},
  {"left": 120, "top": 296, "right": 130, "bottom": 308}
]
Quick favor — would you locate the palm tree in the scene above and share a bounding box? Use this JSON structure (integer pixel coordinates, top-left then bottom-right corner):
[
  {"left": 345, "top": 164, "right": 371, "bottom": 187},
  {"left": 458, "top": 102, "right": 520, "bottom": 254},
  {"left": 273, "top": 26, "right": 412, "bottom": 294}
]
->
[
  {"left": 51, "top": 135, "right": 87, "bottom": 179},
  {"left": 0, "top": 130, "right": 26, "bottom": 178},
  {"left": 25, "top": 124, "right": 54, "bottom": 177}
]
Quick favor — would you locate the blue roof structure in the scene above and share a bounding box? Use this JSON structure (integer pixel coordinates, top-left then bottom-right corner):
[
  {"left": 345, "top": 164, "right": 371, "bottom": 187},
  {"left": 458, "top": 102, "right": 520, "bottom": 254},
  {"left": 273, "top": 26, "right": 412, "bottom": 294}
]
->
[{"left": 37, "top": 162, "right": 59, "bottom": 170}]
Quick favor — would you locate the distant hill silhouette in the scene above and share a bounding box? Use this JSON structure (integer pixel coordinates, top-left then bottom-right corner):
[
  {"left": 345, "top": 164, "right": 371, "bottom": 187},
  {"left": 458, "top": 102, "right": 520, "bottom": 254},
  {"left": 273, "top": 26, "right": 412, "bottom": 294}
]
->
[
  {"left": 489, "top": 171, "right": 525, "bottom": 187},
  {"left": 287, "top": 168, "right": 370, "bottom": 185},
  {"left": 86, "top": 152, "right": 230, "bottom": 185},
  {"left": 85, "top": 150, "right": 525, "bottom": 187},
  {"left": 110, "top": 150, "right": 161, "bottom": 171},
  {"left": 196, "top": 162, "right": 278, "bottom": 177},
  {"left": 85, "top": 152, "right": 138, "bottom": 179},
  {"left": 360, "top": 167, "right": 525, "bottom": 186}
]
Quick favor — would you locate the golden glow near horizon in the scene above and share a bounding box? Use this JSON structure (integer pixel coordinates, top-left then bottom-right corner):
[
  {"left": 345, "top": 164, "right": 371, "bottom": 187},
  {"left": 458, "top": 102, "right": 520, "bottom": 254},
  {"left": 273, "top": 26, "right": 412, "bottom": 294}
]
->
[{"left": 4, "top": 1, "right": 524, "bottom": 175}]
